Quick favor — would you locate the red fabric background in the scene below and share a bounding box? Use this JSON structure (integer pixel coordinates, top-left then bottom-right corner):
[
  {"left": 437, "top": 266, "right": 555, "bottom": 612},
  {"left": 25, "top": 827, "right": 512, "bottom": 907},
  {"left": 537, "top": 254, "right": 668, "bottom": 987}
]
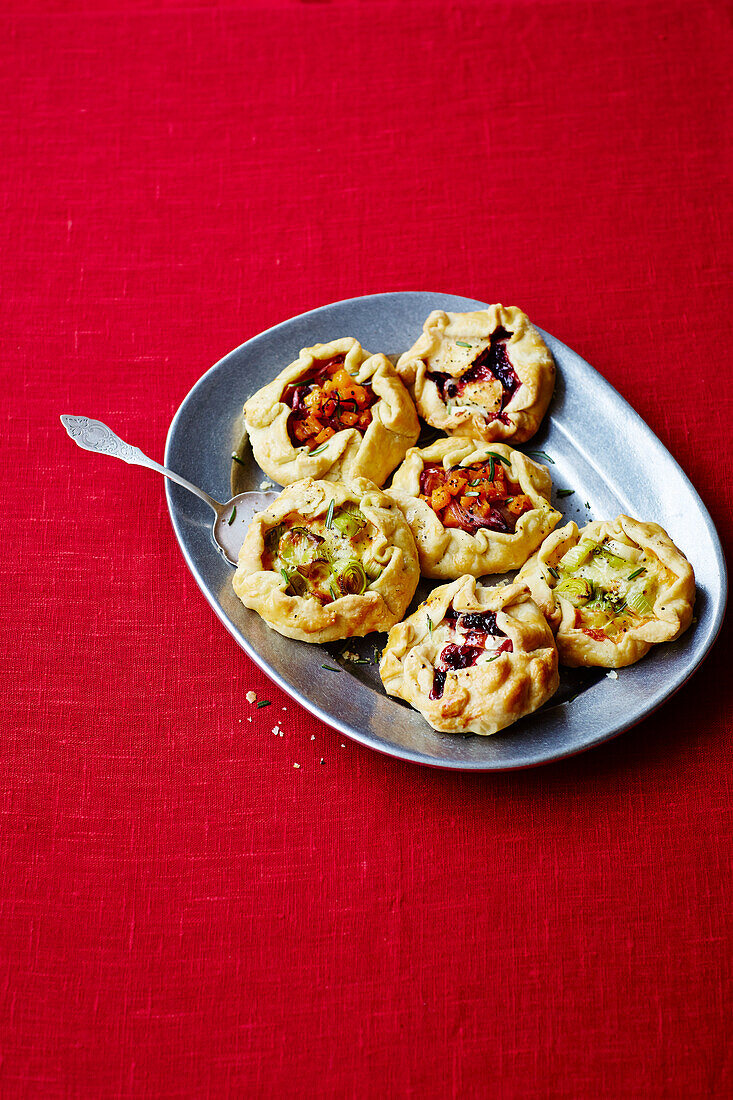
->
[{"left": 2, "top": 1, "right": 731, "bottom": 1096}]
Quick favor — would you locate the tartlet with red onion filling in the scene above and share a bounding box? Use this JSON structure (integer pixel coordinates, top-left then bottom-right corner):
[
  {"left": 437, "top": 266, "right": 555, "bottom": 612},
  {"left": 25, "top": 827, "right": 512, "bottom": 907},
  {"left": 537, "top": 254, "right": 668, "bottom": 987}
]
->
[
  {"left": 243, "top": 338, "right": 419, "bottom": 487},
  {"left": 386, "top": 438, "right": 561, "bottom": 579}
]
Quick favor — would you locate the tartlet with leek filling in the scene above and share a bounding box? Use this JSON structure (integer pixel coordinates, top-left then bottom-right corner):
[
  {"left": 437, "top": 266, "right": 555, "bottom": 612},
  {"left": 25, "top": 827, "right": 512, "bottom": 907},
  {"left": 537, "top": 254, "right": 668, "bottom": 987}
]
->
[
  {"left": 379, "top": 576, "right": 559, "bottom": 735},
  {"left": 516, "top": 516, "right": 695, "bottom": 667},
  {"left": 395, "top": 305, "right": 555, "bottom": 444},
  {"left": 386, "top": 439, "right": 561, "bottom": 579},
  {"left": 233, "top": 478, "right": 420, "bottom": 643},
  {"left": 243, "top": 338, "right": 420, "bottom": 488}
]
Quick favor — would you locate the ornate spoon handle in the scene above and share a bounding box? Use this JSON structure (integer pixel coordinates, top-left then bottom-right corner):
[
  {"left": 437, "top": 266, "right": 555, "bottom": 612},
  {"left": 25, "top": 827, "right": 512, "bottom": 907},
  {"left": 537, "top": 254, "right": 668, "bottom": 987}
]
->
[{"left": 60, "top": 415, "right": 221, "bottom": 513}]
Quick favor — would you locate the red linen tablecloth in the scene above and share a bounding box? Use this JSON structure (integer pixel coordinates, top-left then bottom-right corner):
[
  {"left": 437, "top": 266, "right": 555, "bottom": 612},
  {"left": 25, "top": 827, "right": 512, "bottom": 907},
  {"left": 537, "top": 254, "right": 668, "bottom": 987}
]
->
[{"left": 2, "top": 1, "right": 731, "bottom": 1096}]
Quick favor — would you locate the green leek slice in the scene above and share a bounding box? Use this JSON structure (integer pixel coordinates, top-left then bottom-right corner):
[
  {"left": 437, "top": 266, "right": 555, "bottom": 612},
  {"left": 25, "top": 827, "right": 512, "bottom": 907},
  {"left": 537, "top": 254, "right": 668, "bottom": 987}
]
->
[
  {"left": 558, "top": 538, "right": 598, "bottom": 572},
  {"left": 334, "top": 559, "right": 368, "bottom": 596},
  {"left": 332, "top": 506, "right": 366, "bottom": 537},
  {"left": 596, "top": 546, "right": 629, "bottom": 570},
  {"left": 555, "top": 576, "right": 594, "bottom": 606},
  {"left": 626, "top": 582, "right": 654, "bottom": 617}
]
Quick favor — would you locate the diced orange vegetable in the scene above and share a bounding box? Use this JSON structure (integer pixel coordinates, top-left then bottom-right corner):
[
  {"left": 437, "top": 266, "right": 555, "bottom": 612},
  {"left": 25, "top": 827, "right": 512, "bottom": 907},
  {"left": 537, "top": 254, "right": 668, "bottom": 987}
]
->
[
  {"left": 505, "top": 494, "right": 533, "bottom": 517},
  {"left": 313, "top": 426, "right": 335, "bottom": 446},
  {"left": 430, "top": 486, "right": 452, "bottom": 511},
  {"left": 446, "top": 470, "right": 468, "bottom": 496},
  {"left": 340, "top": 411, "right": 359, "bottom": 427},
  {"left": 357, "top": 410, "right": 372, "bottom": 431}
]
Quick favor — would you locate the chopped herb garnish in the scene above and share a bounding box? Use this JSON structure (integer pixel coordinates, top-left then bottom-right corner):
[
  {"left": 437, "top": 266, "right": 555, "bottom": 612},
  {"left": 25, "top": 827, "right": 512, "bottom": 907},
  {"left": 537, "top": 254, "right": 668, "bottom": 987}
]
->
[
  {"left": 329, "top": 583, "right": 339, "bottom": 602},
  {"left": 548, "top": 566, "right": 560, "bottom": 579},
  {"left": 321, "top": 664, "right": 340, "bottom": 672},
  {"left": 584, "top": 501, "right": 591, "bottom": 509},
  {"left": 256, "top": 700, "right": 271, "bottom": 708},
  {"left": 486, "top": 451, "right": 511, "bottom": 466},
  {"left": 231, "top": 452, "right": 246, "bottom": 465},
  {"left": 426, "top": 615, "right": 433, "bottom": 634},
  {"left": 627, "top": 567, "right": 646, "bottom": 581},
  {"left": 309, "top": 443, "right": 329, "bottom": 456},
  {"left": 280, "top": 567, "right": 291, "bottom": 586},
  {"left": 487, "top": 456, "right": 495, "bottom": 481},
  {"left": 468, "top": 479, "right": 482, "bottom": 487},
  {"left": 465, "top": 491, "right": 480, "bottom": 497},
  {"left": 456, "top": 340, "right": 473, "bottom": 348},
  {"left": 557, "top": 489, "right": 575, "bottom": 498},
  {"left": 228, "top": 506, "right": 237, "bottom": 525},
  {"left": 526, "top": 450, "right": 555, "bottom": 464},
  {"left": 325, "top": 499, "right": 335, "bottom": 528}
]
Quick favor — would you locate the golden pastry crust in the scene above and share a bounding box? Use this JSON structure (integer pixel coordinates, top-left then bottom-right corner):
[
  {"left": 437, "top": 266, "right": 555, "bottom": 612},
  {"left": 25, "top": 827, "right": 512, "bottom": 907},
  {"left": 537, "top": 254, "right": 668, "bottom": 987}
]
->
[
  {"left": 380, "top": 576, "right": 559, "bottom": 735},
  {"left": 232, "top": 478, "right": 420, "bottom": 643},
  {"left": 395, "top": 305, "right": 555, "bottom": 443},
  {"left": 386, "top": 439, "right": 561, "bottom": 579},
  {"left": 517, "top": 516, "right": 695, "bottom": 667},
  {"left": 243, "top": 338, "right": 420, "bottom": 487}
]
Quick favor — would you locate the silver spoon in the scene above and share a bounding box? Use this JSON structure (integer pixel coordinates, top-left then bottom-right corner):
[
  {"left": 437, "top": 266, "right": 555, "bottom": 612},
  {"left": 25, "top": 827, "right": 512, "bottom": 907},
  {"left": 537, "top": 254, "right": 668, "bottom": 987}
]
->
[{"left": 60, "top": 415, "right": 278, "bottom": 565}]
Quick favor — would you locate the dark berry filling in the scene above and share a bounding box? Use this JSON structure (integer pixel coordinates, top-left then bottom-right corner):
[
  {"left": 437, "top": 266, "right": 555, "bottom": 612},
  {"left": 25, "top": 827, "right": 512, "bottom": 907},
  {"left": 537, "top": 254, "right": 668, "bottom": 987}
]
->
[
  {"left": 427, "top": 326, "right": 520, "bottom": 424},
  {"left": 429, "top": 607, "right": 513, "bottom": 699}
]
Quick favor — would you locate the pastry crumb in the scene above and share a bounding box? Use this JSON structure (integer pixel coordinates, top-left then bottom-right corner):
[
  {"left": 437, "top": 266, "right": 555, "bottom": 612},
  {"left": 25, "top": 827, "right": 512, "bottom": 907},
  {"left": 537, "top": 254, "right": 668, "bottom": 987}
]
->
[
  {"left": 293, "top": 762, "right": 301, "bottom": 769},
  {"left": 246, "top": 691, "right": 257, "bottom": 703},
  {"left": 259, "top": 479, "right": 275, "bottom": 490},
  {"left": 606, "top": 670, "right": 618, "bottom": 680}
]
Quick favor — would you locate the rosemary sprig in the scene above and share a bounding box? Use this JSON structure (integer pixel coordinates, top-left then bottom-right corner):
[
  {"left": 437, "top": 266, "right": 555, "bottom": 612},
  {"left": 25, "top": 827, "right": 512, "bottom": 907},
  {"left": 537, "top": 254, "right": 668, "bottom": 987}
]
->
[
  {"left": 228, "top": 506, "right": 237, "bottom": 525},
  {"left": 325, "top": 499, "right": 335, "bottom": 529},
  {"left": 231, "top": 452, "right": 246, "bottom": 466},
  {"left": 627, "top": 567, "right": 646, "bottom": 581},
  {"left": 526, "top": 450, "right": 555, "bottom": 465},
  {"left": 557, "top": 489, "right": 575, "bottom": 498}
]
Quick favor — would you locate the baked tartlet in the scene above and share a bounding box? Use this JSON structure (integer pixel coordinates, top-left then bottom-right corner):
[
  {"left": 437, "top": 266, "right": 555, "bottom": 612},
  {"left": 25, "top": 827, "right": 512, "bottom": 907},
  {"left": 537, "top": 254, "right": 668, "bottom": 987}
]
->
[
  {"left": 386, "top": 438, "right": 561, "bottom": 579},
  {"left": 232, "top": 477, "right": 420, "bottom": 643},
  {"left": 395, "top": 305, "right": 555, "bottom": 444},
  {"left": 517, "top": 516, "right": 695, "bottom": 667},
  {"left": 379, "top": 576, "right": 559, "bottom": 735},
  {"left": 243, "top": 338, "right": 420, "bottom": 487}
]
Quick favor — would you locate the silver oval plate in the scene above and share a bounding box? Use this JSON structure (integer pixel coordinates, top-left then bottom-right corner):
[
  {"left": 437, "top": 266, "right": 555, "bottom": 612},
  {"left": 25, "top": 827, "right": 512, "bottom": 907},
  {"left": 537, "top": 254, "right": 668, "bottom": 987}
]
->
[{"left": 165, "top": 292, "right": 727, "bottom": 769}]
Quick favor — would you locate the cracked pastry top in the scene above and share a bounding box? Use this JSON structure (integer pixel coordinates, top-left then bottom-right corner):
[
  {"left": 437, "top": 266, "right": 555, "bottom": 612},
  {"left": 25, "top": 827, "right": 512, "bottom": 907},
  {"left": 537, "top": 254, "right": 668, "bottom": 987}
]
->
[
  {"left": 379, "top": 575, "right": 559, "bottom": 736},
  {"left": 516, "top": 516, "right": 695, "bottom": 667},
  {"left": 395, "top": 305, "right": 555, "bottom": 443},
  {"left": 243, "top": 338, "right": 420, "bottom": 487},
  {"left": 232, "top": 477, "right": 420, "bottom": 643},
  {"left": 386, "top": 438, "right": 561, "bottom": 579}
]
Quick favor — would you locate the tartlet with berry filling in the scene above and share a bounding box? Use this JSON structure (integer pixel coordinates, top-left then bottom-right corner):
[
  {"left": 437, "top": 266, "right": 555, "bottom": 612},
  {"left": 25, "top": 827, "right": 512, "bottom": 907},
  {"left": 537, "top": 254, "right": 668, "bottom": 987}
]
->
[
  {"left": 232, "top": 478, "right": 420, "bottom": 643},
  {"left": 379, "top": 576, "right": 559, "bottom": 736},
  {"left": 243, "top": 338, "right": 419, "bottom": 487},
  {"left": 516, "top": 516, "right": 695, "bottom": 667},
  {"left": 395, "top": 305, "right": 555, "bottom": 444},
  {"left": 386, "top": 438, "right": 561, "bottom": 579}
]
